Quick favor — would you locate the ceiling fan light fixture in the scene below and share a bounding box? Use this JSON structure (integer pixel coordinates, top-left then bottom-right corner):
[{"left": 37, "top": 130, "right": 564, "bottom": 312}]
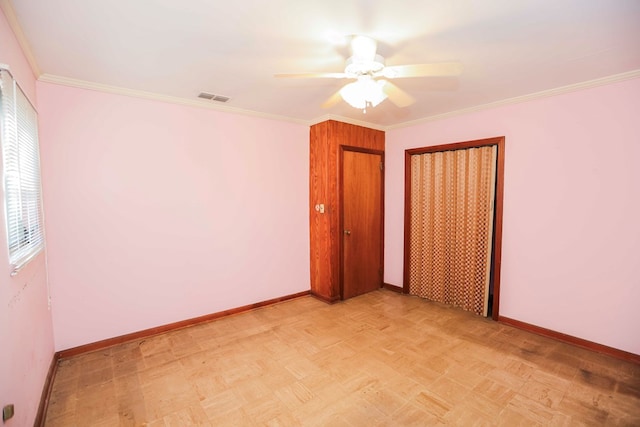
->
[
  {"left": 276, "top": 35, "right": 458, "bottom": 111},
  {"left": 340, "top": 77, "right": 387, "bottom": 111}
]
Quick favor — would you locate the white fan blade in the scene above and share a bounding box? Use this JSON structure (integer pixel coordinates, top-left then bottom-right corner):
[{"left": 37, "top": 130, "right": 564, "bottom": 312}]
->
[
  {"left": 275, "top": 72, "right": 348, "bottom": 79},
  {"left": 382, "top": 81, "right": 415, "bottom": 108},
  {"left": 382, "top": 62, "right": 462, "bottom": 78},
  {"left": 321, "top": 90, "right": 343, "bottom": 109}
]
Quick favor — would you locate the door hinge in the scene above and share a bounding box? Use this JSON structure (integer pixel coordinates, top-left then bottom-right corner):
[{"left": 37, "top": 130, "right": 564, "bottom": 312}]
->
[{"left": 379, "top": 161, "right": 384, "bottom": 171}]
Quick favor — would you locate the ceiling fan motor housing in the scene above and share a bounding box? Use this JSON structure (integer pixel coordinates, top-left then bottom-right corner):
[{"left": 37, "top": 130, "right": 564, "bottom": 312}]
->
[{"left": 344, "top": 54, "right": 385, "bottom": 78}]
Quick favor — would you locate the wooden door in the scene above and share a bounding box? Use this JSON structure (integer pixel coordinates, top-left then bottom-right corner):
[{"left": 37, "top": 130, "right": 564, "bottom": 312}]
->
[{"left": 341, "top": 148, "right": 384, "bottom": 299}]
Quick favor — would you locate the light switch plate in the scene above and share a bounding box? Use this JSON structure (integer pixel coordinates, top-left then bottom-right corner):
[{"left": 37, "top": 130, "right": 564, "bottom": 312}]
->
[{"left": 2, "top": 404, "right": 14, "bottom": 422}]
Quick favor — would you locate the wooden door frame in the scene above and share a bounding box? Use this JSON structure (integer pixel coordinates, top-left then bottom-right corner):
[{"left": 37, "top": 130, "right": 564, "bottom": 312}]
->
[
  {"left": 403, "top": 136, "right": 505, "bottom": 320},
  {"left": 339, "top": 145, "right": 385, "bottom": 300}
]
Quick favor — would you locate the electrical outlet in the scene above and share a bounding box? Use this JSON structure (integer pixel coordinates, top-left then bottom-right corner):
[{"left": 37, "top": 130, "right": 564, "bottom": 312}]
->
[{"left": 2, "top": 404, "right": 14, "bottom": 422}]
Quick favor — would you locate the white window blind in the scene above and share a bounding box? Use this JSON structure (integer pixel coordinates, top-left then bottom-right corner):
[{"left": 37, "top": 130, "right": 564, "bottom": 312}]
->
[{"left": 0, "top": 68, "right": 44, "bottom": 275}]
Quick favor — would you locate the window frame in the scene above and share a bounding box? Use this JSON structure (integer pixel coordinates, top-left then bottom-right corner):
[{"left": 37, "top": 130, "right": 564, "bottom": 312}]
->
[{"left": 0, "top": 66, "right": 45, "bottom": 276}]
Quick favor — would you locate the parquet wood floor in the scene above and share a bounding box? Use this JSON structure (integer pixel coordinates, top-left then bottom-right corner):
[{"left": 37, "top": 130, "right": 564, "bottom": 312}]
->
[{"left": 45, "top": 290, "right": 640, "bottom": 426}]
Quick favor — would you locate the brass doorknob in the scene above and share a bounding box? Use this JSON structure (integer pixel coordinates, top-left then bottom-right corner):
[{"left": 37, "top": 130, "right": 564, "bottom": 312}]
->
[{"left": 344, "top": 229, "right": 351, "bottom": 236}]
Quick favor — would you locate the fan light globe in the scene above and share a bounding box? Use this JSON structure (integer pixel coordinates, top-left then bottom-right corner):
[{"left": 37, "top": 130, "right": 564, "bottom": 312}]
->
[{"left": 340, "top": 77, "right": 388, "bottom": 111}]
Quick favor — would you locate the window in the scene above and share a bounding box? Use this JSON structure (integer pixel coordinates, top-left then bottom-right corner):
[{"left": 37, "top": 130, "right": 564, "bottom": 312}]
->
[{"left": 0, "top": 68, "right": 44, "bottom": 275}]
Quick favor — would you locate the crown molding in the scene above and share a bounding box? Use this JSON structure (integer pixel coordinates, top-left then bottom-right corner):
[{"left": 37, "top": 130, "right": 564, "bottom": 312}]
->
[
  {"left": 37, "top": 69, "right": 640, "bottom": 132},
  {"left": 0, "top": 0, "right": 41, "bottom": 77},
  {"left": 37, "top": 73, "right": 311, "bottom": 126},
  {"left": 387, "top": 69, "right": 640, "bottom": 131},
  {"left": 38, "top": 73, "right": 388, "bottom": 130}
]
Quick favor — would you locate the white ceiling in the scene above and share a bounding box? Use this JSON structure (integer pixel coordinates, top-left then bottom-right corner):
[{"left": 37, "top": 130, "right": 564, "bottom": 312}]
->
[{"left": 7, "top": 0, "right": 640, "bottom": 128}]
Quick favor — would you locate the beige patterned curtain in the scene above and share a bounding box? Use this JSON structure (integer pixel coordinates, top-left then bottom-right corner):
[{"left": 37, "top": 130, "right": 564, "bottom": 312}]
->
[{"left": 409, "top": 146, "right": 497, "bottom": 316}]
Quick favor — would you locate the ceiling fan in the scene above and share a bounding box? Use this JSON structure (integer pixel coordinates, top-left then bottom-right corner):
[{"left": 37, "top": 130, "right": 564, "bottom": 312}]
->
[{"left": 275, "top": 35, "right": 462, "bottom": 113}]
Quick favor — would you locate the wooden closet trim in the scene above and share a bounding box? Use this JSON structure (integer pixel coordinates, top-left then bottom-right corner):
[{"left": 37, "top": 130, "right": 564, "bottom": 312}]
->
[{"left": 403, "top": 136, "right": 505, "bottom": 320}]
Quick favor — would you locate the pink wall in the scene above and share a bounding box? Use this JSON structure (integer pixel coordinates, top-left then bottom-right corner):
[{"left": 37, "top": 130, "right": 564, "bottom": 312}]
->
[
  {"left": 0, "top": 8, "right": 55, "bottom": 427},
  {"left": 385, "top": 77, "right": 640, "bottom": 355},
  {"left": 37, "top": 83, "right": 310, "bottom": 351}
]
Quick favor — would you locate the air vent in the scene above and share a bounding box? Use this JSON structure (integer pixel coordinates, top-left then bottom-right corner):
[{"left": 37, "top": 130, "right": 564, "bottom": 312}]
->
[{"left": 198, "top": 92, "right": 230, "bottom": 103}]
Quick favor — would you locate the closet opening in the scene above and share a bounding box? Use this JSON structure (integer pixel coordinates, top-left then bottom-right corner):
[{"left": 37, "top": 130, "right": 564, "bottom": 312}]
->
[{"left": 403, "top": 136, "right": 505, "bottom": 319}]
